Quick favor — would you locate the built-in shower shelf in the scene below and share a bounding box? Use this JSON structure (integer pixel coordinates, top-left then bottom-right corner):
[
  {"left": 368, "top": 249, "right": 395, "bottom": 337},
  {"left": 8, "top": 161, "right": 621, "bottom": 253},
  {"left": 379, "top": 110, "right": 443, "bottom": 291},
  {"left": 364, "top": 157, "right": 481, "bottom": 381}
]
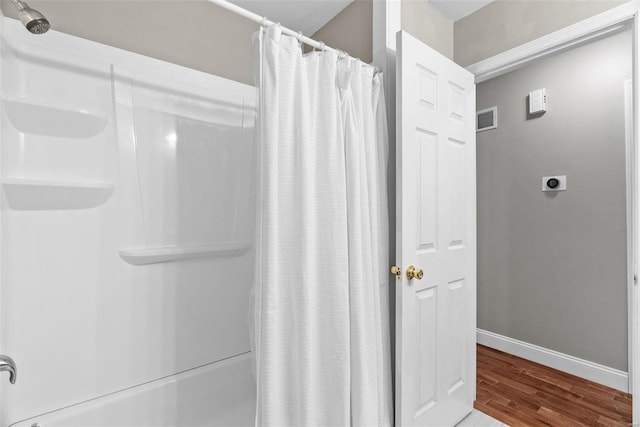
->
[
  {"left": 119, "top": 242, "right": 252, "bottom": 265},
  {"left": 3, "top": 97, "right": 109, "bottom": 138},
  {"left": 2, "top": 177, "right": 115, "bottom": 210}
]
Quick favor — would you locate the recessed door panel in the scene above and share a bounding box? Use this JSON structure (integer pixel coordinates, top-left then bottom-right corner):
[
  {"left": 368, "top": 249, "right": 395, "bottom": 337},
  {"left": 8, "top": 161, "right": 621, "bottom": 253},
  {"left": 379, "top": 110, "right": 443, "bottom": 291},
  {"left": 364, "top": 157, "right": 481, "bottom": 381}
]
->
[
  {"left": 416, "top": 287, "right": 438, "bottom": 417},
  {"left": 418, "top": 130, "right": 438, "bottom": 252},
  {"left": 447, "top": 137, "right": 466, "bottom": 250}
]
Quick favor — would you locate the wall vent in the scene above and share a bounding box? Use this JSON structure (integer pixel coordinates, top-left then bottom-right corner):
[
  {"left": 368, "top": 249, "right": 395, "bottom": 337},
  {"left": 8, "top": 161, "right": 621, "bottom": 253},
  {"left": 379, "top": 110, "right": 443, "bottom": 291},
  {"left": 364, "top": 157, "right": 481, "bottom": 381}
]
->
[{"left": 477, "top": 106, "right": 497, "bottom": 132}]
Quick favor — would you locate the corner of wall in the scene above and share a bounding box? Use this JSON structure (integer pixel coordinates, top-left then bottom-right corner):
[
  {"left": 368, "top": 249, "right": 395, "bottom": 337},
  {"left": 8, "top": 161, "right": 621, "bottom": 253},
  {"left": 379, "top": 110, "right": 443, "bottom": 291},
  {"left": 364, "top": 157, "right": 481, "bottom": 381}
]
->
[{"left": 311, "top": 0, "right": 374, "bottom": 64}]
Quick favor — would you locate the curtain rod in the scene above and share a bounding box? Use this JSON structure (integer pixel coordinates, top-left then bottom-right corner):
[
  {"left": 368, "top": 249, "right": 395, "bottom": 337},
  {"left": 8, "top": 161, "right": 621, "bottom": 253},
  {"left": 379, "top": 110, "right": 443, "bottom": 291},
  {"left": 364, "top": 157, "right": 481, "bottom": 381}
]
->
[{"left": 206, "top": 0, "right": 379, "bottom": 73}]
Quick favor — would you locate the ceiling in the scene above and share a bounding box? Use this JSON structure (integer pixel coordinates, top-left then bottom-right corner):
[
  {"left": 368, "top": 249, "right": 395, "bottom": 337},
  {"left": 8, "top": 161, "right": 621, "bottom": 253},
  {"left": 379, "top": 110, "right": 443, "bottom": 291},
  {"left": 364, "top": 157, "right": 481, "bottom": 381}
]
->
[
  {"left": 229, "top": 0, "right": 353, "bottom": 36},
  {"left": 428, "top": 0, "right": 496, "bottom": 22}
]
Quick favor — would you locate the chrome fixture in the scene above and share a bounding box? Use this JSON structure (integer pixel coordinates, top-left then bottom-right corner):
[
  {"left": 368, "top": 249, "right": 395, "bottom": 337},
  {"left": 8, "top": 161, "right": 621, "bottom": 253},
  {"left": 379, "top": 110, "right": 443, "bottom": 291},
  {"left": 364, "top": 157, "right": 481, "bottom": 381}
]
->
[
  {"left": 8, "top": 0, "right": 50, "bottom": 34},
  {"left": 0, "top": 355, "right": 17, "bottom": 384}
]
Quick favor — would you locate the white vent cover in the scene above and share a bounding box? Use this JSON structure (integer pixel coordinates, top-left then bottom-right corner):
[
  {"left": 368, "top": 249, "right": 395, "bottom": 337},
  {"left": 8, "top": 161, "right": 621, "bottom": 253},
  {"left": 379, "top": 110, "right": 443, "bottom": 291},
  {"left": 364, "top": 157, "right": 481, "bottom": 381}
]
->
[{"left": 477, "top": 106, "right": 497, "bottom": 132}]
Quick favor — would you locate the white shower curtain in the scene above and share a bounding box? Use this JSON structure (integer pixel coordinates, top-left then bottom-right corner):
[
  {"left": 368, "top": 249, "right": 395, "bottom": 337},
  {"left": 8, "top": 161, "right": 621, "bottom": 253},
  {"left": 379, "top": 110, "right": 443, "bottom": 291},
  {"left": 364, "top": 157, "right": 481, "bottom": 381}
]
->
[{"left": 253, "top": 25, "right": 392, "bottom": 427}]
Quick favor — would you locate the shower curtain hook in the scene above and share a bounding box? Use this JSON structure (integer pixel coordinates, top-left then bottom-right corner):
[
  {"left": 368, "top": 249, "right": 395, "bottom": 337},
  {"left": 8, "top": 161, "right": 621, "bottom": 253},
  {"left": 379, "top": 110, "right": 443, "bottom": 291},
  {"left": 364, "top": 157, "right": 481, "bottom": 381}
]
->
[
  {"left": 260, "top": 16, "right": 267, "bottom": 27},
  {"left": 317, "top": 41, "right": 325, "bottom": 52},
  {"left": 297, "top": 31, "right": 304, "bottom": 47}
]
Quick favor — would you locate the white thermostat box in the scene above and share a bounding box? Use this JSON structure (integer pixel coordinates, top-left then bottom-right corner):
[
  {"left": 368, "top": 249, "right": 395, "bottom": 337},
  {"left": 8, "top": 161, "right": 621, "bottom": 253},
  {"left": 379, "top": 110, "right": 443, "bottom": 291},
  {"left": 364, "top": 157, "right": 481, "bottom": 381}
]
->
[
  {"left": 529, "top": 88, "right": 546, "bottom": 114},
  {"left": 542, "top": 175, "right": 566, "bottom": 192}
]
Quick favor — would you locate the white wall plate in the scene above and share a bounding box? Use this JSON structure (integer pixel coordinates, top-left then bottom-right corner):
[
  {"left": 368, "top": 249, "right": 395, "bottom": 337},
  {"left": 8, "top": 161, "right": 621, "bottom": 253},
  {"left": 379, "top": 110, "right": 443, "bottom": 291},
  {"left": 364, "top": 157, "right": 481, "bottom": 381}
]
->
[{"left": 542, "top": 175, "right": 567, "bottom": 191}]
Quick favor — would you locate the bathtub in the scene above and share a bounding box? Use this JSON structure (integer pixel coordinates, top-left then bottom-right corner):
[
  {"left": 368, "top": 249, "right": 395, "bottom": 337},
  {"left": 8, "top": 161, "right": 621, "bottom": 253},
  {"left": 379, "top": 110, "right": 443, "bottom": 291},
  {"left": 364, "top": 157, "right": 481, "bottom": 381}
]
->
[{"left": 11, "top": 353, "right": 256, "bottom": 427}]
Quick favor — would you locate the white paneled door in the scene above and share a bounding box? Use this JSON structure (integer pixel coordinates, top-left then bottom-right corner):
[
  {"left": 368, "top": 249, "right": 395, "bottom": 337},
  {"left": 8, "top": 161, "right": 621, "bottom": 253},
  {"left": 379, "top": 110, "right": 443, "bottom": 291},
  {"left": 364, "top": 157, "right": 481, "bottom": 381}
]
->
[{"left": 395, "top": 31, "right": 476, "bottom": 427}]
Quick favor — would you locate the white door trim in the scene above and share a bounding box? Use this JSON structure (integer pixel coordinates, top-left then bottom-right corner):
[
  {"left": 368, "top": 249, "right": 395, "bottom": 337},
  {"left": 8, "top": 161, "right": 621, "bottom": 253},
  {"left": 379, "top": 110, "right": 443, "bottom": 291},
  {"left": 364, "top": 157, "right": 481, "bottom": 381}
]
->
[
  {"left": 467, "top": 0, "right": 640, "bottom": 83},
  {"left": 373, "top": 0, "right": 401, "bottom": 397},
  {"left": 625, "top": 78, "right": 635, "bottom": 396},
  {"left": 466, "top": 2, "right": 640, "bottom": 424},
  {"left": 633, "top": 16, "right": 640, "bottom": 423}
]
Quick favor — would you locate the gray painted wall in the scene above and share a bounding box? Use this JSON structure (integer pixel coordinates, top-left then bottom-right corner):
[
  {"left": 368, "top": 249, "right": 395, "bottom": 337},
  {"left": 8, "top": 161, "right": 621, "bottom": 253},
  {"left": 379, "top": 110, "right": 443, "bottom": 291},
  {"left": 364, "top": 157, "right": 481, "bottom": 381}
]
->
[
  {"left": 0, "top": 0, "right": 452, "bottom": 85},
  {"left": 312, "top": 0, "right": 453, "bottom": 64},
  {"left": 476, "top": 29, "right": 631, "bottom": 370},
  {"left": 455, "top": 0, "right": 625, "bottom": 67},
  {"left": 6, "top": 0, "right": 627, "bottom": 373},
  {"left": 311, "top": 0, "right": 373, "bottom": 64},
  {"left": 402, "top": 0, "right": 453, "bottom": 59},
  {"left": 0, "top": 0, "right": 259, "bottom": 85}
]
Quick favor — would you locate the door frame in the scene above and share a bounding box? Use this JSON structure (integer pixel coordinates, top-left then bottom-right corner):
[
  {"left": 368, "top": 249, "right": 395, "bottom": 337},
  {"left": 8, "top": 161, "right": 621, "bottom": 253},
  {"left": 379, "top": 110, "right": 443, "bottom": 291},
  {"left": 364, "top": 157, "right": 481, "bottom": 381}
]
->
[
  {"left": 468, "top": 1, "right": 640, "bottom": 424},
  {"left": 374, "top": 0, "right": 640, "bottom": 425}
]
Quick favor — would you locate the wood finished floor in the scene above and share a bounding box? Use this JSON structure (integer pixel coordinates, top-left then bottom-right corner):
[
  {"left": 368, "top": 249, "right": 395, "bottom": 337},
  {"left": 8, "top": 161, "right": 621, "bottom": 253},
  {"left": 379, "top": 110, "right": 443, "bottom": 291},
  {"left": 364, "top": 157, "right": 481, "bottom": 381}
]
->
[{"left": 475, "top": 345, "right": 632, "bottom": 427}]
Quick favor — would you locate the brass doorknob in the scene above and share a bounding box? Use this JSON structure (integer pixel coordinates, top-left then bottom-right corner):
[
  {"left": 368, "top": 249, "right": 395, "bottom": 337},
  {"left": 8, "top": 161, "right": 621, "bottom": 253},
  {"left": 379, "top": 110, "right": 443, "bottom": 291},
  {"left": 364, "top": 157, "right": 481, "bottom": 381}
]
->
[
  {"left": 391, "top": 265, "right": 402, "bottom": 280},
  {"left": 406, "top": 265, "right": 423, "bottom": 280}
]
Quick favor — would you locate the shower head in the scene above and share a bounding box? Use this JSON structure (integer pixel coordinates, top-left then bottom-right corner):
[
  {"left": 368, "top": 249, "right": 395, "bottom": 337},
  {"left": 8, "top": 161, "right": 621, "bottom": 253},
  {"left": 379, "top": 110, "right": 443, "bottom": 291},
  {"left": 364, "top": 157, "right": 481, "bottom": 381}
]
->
[
  {"left": 19, "top": 7, "right": 49, "bottom": 34},
  {"left": 9, "top": 0, "right": 50, "bottom": 34}
]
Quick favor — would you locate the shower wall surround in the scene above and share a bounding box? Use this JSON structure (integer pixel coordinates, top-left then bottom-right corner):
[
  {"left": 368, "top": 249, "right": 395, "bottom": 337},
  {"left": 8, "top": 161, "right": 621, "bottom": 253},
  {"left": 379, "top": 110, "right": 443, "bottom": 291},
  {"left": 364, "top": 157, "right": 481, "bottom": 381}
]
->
[{"left": 0, "top": 17, "right": 256, "bottom": 426}]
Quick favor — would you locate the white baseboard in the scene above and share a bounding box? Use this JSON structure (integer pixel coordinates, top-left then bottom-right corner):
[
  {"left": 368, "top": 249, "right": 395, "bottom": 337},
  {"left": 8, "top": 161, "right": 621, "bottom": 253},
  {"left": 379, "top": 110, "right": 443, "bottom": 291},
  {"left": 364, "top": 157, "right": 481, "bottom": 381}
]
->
[{"left": 477, "top": 329, "right": 629, "bottom": 393}]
